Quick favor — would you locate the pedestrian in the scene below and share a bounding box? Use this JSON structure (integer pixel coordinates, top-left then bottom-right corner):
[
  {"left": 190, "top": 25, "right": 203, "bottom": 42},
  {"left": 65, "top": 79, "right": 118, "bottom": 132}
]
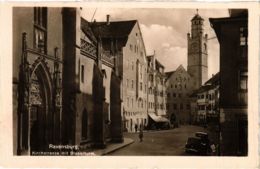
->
[
  {"left": 210, "top": 143, "right": 216, "bottom": 155},
  {"left": 135, "top": 124, "right": 138, "bottom": 133},
  {"left": 139, "top": 127, "right": 143, "bottom": 142}
]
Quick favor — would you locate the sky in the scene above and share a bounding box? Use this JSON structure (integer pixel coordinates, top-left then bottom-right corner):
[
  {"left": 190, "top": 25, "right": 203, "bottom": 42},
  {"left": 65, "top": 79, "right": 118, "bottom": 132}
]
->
[{"left": 82, "top": 8, "right": 229, "bottom": 77}]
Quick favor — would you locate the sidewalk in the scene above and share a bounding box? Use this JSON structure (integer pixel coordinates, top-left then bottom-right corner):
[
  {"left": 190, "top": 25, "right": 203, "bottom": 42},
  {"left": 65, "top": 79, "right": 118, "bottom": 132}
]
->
[{"left": 94, "top": 138, "right": 134, "bottom": 155}]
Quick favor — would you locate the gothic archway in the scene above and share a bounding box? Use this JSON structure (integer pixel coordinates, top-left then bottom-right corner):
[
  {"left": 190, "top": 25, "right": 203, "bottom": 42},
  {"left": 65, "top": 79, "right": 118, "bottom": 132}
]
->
[{"left": 29, "top": 62, "right": 52, "bottom": 152}]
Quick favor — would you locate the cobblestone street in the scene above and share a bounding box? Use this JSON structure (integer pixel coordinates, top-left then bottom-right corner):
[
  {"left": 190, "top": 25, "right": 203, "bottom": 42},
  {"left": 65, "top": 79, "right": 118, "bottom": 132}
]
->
[{"left": 108, "top": 125, "right": 219, "bottom": 156}]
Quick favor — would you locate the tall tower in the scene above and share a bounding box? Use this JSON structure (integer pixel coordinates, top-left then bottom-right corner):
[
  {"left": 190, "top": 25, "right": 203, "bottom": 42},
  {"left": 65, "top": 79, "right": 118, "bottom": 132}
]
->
[{"left": 187, "top": 11, "right": 208, "bottom": 90}]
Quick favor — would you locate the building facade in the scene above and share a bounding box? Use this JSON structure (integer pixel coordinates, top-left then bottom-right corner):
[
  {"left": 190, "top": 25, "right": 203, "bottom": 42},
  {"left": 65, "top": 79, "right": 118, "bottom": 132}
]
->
[
  {"left": 210, "top": 9, "right": 248, "bottom": 155},
  {"left": 165, "top": 65, "right": 194, "bottom": 125},
  {"left": 91, "top": 18, "right": 148, "bottom": 132},
  {"left": 191, "top": 73, "right": 219, "bottom": 124},
  {"left": 13, "top": 7, "right": 63, "bottom": 155},
  {"left": 147, "top": 54, "right": 168, "bottom": 129},
  {"left": 13, "top": 7, "right": 123, "bottom": 155},
  {"left": 62, "top": 8, "right": 123, "bottom": 149}
]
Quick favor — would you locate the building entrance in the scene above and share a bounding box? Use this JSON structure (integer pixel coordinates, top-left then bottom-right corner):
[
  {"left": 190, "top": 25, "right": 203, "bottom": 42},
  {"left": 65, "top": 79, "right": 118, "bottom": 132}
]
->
[{"left": 29, "top": 65, "right": 51, "bottom": 153}]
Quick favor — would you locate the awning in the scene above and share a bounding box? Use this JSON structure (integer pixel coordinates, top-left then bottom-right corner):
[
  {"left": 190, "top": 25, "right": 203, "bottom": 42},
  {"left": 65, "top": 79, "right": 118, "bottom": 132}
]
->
[{"left": 148, "top": 113, "right": 169, "bottom": 123}]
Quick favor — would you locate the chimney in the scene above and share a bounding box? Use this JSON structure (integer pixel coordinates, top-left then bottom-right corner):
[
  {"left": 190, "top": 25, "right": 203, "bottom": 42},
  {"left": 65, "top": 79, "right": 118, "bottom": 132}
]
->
[{"left": 106, "top": 14, "right": 110, "bottom": 25}]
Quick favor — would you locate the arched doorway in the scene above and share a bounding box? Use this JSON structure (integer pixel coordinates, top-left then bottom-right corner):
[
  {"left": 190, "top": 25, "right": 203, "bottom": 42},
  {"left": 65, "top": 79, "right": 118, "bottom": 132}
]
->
[{"left": 29, "top": 63, "right": 52, "bottom": 152}]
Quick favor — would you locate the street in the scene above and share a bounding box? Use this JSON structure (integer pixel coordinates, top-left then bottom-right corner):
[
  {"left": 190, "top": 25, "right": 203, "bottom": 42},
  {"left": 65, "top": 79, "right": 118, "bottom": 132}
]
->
[{"left": 108, "top": 125, "right": 218, "bottom": 156}]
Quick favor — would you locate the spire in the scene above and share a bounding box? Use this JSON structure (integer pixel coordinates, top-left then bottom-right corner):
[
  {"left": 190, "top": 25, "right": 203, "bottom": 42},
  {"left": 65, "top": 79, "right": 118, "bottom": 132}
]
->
[{"left": 191, "top": 9, "right": 203, "bottom": 21}]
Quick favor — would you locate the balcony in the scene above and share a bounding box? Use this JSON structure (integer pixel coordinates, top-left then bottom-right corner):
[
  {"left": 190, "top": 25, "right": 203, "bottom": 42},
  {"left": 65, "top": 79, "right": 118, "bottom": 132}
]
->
[
  {"left": 80, "top": 38, "right": 97, "bottom": 58},
  {"left": 102, "top": 51, "right": 114, "bottom": 67}
]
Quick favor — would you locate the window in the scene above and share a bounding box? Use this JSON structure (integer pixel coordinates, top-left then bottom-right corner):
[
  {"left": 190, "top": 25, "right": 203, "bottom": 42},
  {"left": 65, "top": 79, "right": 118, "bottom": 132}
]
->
[
  {"left": 204, "top": 43, "right": 207, "bottom": 51},
  {"left": 180, "top": 103, "right": 183, "bottom": 110},
  {"left": 81, "top": 65, "right": 85, "bottom": 83},
  {"left": 166, "top": 103, "right": 169, "bottom": 109},
  {"left": 150, "top": 75, "right": 154, "bottom": 82},
  {"left": 130, "top": 44, "right": 133, "bottom": 51},
  {"left": 160, "top": 91, "right": 163, "bottom": 97},
  {"left": 175, "top": 85, "right": 177, "bottom": 88},
  {"left": 201, "top": 94, "right": 204, "bottom": 99},
  {"left": 239, "top": 71, "right": 248, "bottom": 90},
  {"left": 173, "top": 93, "right": 176, "bottom": 98},
  {"left": 171, "top": 84, "right": 173, "bottom": 88},
  {"left": 131, "top": 98, "right": 134, "bottom": 107},
  {"left": 240, "top": 27, "right": 248, "bottom": 46},
  {"left": 186, "top": 104, "right": 190, "bottom": 110},
  {"left": 140, "top": 82, "right": 143, "bottom": 91},
  {"left": 179, "top": 93, "right": 182, "bottom": 98},
  {"left": 173, "top": 104, "right": 177, "bottom": 110},
  {"left": 212, "top": 93, "right": 215, "bottom": 99},
  {"left": 127, "top": 97, "right": 129, "bottom": 107},
  {"left": 126, "top": 79, "right": 129, "bottom": 88},
  {"left": 34, "top": 7, "right": 47, "bottom": 53},
  {"left": 131, "top": 80, "right": 134, "bottom": 89}
]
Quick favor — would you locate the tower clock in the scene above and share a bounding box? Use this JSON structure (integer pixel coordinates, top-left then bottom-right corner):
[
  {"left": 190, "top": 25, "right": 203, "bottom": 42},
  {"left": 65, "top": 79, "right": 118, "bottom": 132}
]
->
[{"left": 187, "top": 11, "right": 208, "bottom": 90}]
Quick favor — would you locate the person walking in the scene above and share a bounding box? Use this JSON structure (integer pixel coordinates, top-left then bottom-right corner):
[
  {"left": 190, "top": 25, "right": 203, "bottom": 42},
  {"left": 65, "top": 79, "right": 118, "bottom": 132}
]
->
[
  {"left": 135, "top": 124, "right": 138, "bottom": 133},
  {"left": 139, "top": 126, "right": 143, "bottom": 142}
]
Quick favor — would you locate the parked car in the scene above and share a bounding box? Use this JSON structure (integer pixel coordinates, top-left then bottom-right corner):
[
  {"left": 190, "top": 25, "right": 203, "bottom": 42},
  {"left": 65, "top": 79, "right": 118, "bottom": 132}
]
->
[
  {"left": 185, "top": 132, "right": 211, "bottom": 155},
  {"left": 185, "top": 137, "right": 202, "bottom": 154}
]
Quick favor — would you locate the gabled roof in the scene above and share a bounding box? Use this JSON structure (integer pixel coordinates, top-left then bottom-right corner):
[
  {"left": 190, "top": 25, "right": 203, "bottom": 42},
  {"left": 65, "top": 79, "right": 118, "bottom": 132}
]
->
[
  {"left": 165, "top": 71, "right": 175, "bottom": 80},
  {"left": 81, "top": 17, "right": 97, "bottom": 44},
  {"left": 90, "top": 20, "right": 142, "bottom": 52},
  {"left": 205, "top": 72, "right": 220, "bottom": 85},
  {"left": 175, "top": 64, "right": 186, "bottom": 72},
  {"left": 155, "top": 59, "right": 164, "bottom": 69},
  {"left": 190, "top": 84, "right": 212, "bottom": 96},
  {"left": 165, "top": 65, "right": 189, "bottom": 81},
  {"left": 91, "top": 20, "right": 137, "bottom": 38}
]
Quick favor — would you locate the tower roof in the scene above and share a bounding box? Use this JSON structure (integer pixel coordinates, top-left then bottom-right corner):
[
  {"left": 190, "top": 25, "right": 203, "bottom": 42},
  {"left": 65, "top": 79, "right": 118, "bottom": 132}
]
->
[{"left": 191, "top": 14, "right": 204, "bottom": 21}]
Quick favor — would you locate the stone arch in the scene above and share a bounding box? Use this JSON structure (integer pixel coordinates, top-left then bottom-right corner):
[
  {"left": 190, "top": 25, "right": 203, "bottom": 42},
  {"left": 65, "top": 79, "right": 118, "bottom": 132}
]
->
[{"left": 29, "top": 60, "right": 53, "bottom": 152}]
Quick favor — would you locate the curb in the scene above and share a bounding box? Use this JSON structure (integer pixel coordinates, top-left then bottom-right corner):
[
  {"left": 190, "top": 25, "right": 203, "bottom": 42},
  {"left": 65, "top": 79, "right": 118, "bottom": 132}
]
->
[{"left": 94, "top": 138, "right": 135, "bottom": 155}]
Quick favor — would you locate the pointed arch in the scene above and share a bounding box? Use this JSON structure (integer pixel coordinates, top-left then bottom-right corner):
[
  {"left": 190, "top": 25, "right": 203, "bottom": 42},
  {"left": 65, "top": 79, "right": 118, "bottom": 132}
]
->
[{"left": 29, "top": 60, "right": 53, "bottom": 152}]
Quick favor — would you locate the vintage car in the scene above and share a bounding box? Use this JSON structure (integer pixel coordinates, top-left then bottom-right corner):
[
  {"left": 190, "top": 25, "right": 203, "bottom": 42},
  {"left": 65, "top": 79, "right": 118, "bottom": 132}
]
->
[{"left": 185, "top": 132, "right": 211, "bottom": 155}]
